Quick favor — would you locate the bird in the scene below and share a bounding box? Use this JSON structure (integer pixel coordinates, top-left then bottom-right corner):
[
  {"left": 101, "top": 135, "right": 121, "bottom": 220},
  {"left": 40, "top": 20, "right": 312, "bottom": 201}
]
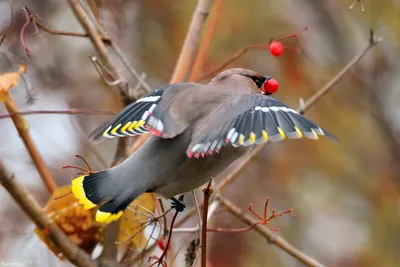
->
[{"left": 71, "top": 68, "right": 337, "bottom": 224}]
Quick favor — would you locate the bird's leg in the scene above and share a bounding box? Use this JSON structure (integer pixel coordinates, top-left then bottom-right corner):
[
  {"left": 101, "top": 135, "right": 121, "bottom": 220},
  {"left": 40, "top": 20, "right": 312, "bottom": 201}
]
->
[{"left": 170, "top": 195, "right": 186, "bottom": 212}]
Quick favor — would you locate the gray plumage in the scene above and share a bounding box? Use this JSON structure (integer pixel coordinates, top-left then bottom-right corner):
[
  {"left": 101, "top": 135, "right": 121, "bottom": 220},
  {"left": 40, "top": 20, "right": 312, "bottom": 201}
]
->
[{"left": 72, "top": 68, "right": 336, "bottom": 222}]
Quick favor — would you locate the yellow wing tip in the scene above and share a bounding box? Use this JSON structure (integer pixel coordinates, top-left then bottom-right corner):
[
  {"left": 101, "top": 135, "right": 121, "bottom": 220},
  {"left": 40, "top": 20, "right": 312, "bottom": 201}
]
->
[
  {"left": 71, "top": 175, "right": 96, "bottom": 210},
  {"left": 96, "top": 210, "right": 123, "bottom": 224},
  {"left": 294, "top": 126, "right": 304, "bottom": 138},
  {"left": 311, "top": 129, "right": 319, "bottom": 140},
  {"left": 277, "top": 127, "right": 286, "bottom": 139}
]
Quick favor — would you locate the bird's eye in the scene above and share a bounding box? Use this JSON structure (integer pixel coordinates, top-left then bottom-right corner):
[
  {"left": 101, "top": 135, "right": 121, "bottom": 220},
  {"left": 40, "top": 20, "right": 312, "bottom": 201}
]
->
[{"left": 250, "top": 77, "right": 265, "bottom": 88}]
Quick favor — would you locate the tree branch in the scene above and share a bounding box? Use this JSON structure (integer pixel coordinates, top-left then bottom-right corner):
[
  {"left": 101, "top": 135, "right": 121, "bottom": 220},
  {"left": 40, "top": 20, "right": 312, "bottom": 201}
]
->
[
  {"left": 188, "top": 0, "right": 223, "bottom": 82},
  {"left": 3, "top": 95, "right": 57, "bottom": 193},
  {"left": 0, "top": 109, "right": 114, "bottom": 120},
  {"left": 0, "top": 160, "right": 97, "bottom": 267},
  {"left": 169, "top": 0, "right": 213, "bottom": 83},
  {"left": 0, "top": 0, "right": 12, "bottom": 47},
  {"left": 201, "top": 181, "right": 213, "bottom": 267},
  {"left": 214, "top": 191, "right": 325, "bottom": 267}
]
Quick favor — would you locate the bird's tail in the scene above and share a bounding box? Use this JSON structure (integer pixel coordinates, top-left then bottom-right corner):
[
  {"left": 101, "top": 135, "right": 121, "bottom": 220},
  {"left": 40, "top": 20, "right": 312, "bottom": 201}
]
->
[{"left": 71, "top": 170, "right": 136, "bottom": 224}]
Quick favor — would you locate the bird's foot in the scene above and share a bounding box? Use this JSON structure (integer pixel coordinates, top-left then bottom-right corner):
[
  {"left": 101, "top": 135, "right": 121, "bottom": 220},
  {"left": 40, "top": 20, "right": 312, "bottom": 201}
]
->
[{"left": 170, "top": 195, "right": 186, "bottom": 212}]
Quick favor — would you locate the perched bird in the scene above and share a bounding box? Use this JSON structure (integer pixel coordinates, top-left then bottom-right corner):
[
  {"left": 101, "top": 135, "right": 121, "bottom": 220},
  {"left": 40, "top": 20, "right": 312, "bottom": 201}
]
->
[{"left": 71, "top": 68, "right": 336, "bottom": 224}]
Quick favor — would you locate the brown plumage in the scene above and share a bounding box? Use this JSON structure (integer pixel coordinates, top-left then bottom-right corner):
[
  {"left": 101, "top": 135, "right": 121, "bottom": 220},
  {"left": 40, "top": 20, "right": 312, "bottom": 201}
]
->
[{"left": 71, "top": 68, "right": 336, "bottom": 223}]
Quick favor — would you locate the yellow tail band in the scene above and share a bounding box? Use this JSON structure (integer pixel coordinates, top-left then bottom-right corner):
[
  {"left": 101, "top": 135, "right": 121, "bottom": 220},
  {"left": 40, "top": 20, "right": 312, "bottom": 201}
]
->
[
  {"left": 71, "top": 175, "right": 96, "bottom": 210},
  {"left": 96, "top": 210, "right": 123, "bottom": 224}
]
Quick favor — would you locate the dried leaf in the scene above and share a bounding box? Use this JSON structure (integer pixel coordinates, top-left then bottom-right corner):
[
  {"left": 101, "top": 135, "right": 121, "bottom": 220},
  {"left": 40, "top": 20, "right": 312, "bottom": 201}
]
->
[
  {"left": 0, "top": 64, "right": 27, "bottom": 102},
  {"left": 117, "top": 193, "right": 161, "bottom": 262},
  {"left": 35, "top": 186, "right": 105, "bottom": 260}
]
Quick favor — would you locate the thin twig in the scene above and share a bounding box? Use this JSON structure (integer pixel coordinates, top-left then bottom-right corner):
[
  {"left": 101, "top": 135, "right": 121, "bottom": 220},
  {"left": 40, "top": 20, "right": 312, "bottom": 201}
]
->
[
  {"left": 188, "top": 0, "right": 223, "bottom": 82},
  {"left": 169, "top": 0, "right": 213, "bottom": 83},
  {"left": 156, "top": 209, "right": 180, "bottom": 267},
  {"left": 0, "top": 109, "right": 114, "bottom": 120},
  {"left": 35, "top": 21, "right": 110, "bottom": 43},
  {"left": 201, "top": 180, "right": 213, "bottom": 267},
  {"left": 66, "top": 0, "right": 129, "bottom": 102},
  {"left": 0, "top": 160, "right": 108, "bottom": 267},
  {"left": 297, "top": 29, "right": 383, "bottom": 114},
  {"left": 198, "top": 44, "right": 269, "bottom": 81},
  {"left": 0, "top": 0, "right": 13, "bottom": 47},
  {"left": 214, "top": 191, "right": 325, "bottom": 267},
  {"left": 2, "top": 93, "right": 57, "bottom": 193},
  {"left": 191, "top": 190, "right": 203, "bottom": 267},
  {"left": 191, "top": 191, "right": 203, "bottom": 238}
]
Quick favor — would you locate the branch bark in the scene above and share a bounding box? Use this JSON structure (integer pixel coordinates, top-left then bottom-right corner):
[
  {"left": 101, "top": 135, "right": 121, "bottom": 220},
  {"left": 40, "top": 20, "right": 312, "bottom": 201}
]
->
[
  {"left": 214, "top": 191, "right": 326, "bottom": 267},
  {"left": 188, "top": 0, "right": 223, "bottom": 82},
  {"left": 169, "top": 0, "right": 214, "bottom": 83},
  {"left": 3, "top": 95, "right": 57, "bottom": 193},
  {"left": 0, "top": 161, "right": 97, "bottom": 267}
]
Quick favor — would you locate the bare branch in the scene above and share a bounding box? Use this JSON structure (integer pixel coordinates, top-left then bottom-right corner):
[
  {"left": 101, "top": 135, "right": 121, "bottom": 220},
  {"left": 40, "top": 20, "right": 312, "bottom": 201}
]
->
[
  {"left": 215, "top": 191, "right": 326, "bottom": 267},
  {"left": 2, "top": 93, "right": 57, "bottom": 193},
  {"left": 198, "top": 44, "right": 270, "bottom": 81},
  {"left": 188, "top": 0, "right": 223, "bottom": 82},
  {"left": 169, "top": 0, "right": 213, "bottom": 83},
  {"left": 0, "top": 109, "right": 114, "bottom": 120},
  {"left": 0, "top": 161, "right": 96, "bottom": 267},
  {"left": 0, "top": 0, "right": 13, "bottom": 47},
  {"left": 201, "top": 180, "right": 213, "bottom": 267},
  {"left": 297, "top": 29, "right": 383, "bottom": 115}
]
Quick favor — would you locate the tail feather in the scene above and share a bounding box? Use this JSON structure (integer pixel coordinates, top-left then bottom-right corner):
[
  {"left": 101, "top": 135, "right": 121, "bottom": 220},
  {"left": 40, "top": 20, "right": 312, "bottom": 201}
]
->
[{"left": 71, "top": 170, "right": 132, "bottom": 224}]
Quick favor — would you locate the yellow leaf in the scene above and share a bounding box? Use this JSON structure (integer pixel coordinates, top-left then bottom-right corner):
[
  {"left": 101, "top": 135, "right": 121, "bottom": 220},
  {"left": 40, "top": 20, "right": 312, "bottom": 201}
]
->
[
  {"left": 35, "top": 186, "right": 105, "bottom": 260},
  {"left": 0, "top": 64, "right": 27, "bottom": 102},
  {"left": 117, "top": 193, "right": 161, "bottom": 262}
]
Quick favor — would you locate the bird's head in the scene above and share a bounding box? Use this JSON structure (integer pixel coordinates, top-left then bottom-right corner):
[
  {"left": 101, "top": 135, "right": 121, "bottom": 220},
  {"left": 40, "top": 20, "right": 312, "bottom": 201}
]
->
[{"left": 210, "top": 68, "right": 279, "bottom": 95}]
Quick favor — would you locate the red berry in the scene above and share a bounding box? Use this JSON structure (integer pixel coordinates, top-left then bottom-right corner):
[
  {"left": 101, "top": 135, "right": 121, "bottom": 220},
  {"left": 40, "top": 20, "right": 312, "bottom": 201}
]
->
[
  {"left": 269, "top": 41, "right": 283, "bottom": 57},
  {"left": 262, "top": 78, "right": 279, "bottom": 94}
]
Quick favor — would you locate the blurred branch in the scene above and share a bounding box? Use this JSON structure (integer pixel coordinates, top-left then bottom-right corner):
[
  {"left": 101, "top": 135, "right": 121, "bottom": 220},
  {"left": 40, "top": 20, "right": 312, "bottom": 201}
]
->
[
  {"left": 200, "top": 181, "right": 213, "bottom": 267},
  {"left": 0, "top": 49, "right": 36, "bottom": 104},
  {"left": 198, "top": 44, "right": 269, "bottom": 81},
  {"left": 36, "top": 21, "right": 110, "bottom": 43},
  {"left": 0, "top": 0, "right": 12, "bottom": 46},
  {"left": 2, "top": 93, "right": 57, "bottom": 193},
  {"left": 188, "top": 0, "right": 223, "bottom": 82},
  {"left": 0, "top": 109, "right": 114, "bottom": 120},
  {"left": 0, "top": 160, "right": 101, "bottom": 267},
  {"left": 297, "top": 29, "right": 383, "bottom": 114},
  {"left": 214, "top": 191, "right": 325, "bottom": 267},
  {"left": 349, "top": 0, "right": 365, "bottom": 13},
  {"left": 170, "top": 0, "right": 213, "bottom": 83},
  {"left": 66, "top": 0, "right": 129, "bottom": 102}
]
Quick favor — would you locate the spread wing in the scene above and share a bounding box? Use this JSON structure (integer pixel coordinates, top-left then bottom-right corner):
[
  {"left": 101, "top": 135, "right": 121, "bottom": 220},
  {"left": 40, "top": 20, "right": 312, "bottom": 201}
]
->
[
  {"left": 89, "top": 83, "right": 195, "bottom": 142},
  {"left": 187, "top": 94, "right": 337, "bottom": 158}
]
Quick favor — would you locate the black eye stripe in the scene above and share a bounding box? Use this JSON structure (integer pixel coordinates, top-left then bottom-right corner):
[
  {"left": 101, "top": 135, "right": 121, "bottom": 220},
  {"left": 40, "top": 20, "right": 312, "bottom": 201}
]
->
[{"left": 250, "top": 76, "right": 266, "bottom": 88}]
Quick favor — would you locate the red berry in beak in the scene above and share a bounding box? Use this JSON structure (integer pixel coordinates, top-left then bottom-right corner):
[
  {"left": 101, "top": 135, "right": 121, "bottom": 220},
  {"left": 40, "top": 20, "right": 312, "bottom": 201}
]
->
[
  {"left": 262, "top": 78, "right": 279, "bottom": 94},
  {"left": 269, "top": 41, "right": 283, "bottom": 57}
]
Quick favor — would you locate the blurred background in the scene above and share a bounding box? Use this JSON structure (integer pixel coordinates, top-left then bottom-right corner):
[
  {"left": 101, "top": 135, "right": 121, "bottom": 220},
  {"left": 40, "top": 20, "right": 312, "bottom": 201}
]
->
[{"left": 1, "top": 0, "right": 400, "bottom": 266}]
